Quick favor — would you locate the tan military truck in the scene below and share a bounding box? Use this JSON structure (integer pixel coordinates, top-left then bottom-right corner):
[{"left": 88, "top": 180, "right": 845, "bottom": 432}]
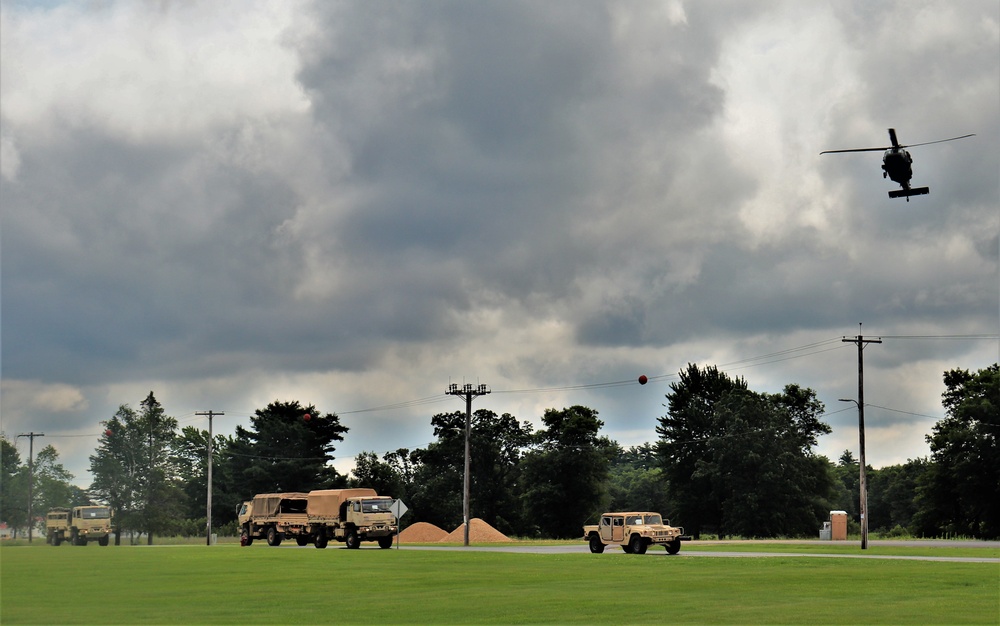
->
[
  {"left": 583, "top": 511, "right": 690, "bottom": 554},
  {"left": 46, "top": 506, "right": 113, "bottom": 546},
  {"left": 240, "top": 492, "right": 311, "bottom": 546},
  {"left": 307, "top": 488, "right": 397, "bottom": 549}
]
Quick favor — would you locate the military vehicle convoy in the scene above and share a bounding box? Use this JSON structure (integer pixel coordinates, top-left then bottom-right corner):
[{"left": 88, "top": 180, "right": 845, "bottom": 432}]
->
[
  {"left": 46, "top": 506, "right": 113, "bottom": 546},
  {"left": 239, "top": 488, "right": 397, "bottom": 549},
  {"left": 583, "top": 511, "right": 690, "bottom": 554}
]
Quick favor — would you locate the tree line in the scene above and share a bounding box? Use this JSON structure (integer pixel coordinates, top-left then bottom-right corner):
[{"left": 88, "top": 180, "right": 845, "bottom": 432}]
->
[{"left": 2, "top": 363, "right": 996, "bottom": 541}]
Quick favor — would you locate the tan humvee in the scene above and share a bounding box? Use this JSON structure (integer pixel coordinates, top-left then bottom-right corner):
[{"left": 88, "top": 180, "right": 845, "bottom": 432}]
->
[{"left": 583, "top": 512, "right": 690, "bottom": 554}]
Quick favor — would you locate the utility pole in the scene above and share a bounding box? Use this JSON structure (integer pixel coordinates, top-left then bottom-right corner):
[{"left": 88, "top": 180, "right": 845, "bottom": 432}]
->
[
  {"left": 445, "top": 383, "right": 490, "bottom": 546},
  {"left": 196, "top": 411, "right": 223, "bottom": 546},
  {"left": 16, "top": 432, "right": 44, "bottom": 543},
  {"left": 842, "top": 326, "right": 881, "bottom": 550}
]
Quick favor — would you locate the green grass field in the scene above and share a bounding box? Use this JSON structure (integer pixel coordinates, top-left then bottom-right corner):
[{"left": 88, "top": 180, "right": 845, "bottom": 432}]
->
[{"left": 2, "top": 543, "right": 997, "bottom": 624}]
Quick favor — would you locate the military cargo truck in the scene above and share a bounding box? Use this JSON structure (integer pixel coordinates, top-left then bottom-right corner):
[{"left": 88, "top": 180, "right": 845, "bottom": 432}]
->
[
  {"left": 240, "top": 492, "right": 311, "bottom": 546},
  {"left": 307, "top": 488, "right": 397, "bottom": 549},
  {"left": 46, "top": 506, "right": 113, "bottom": 546},
  {"left": 583, "top": 511, "right": 691, "bottom": 554}
]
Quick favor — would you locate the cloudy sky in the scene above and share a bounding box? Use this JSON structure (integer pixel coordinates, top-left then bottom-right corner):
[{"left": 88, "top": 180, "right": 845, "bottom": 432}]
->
[{"left": 2, "top": 0, "right": 997, "bottom": 488}]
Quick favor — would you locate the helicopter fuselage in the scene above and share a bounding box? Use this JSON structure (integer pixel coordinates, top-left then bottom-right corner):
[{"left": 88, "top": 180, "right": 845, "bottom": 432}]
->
[{"left": 882, "top": 149, "right": 913, "bottom": 189}]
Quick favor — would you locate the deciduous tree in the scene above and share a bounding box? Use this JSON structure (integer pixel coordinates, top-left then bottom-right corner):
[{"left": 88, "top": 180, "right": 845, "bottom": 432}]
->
[
  {"left": 656, "top": 364, "right": 834, "bottom": 538},
  {"left": 519, "top": 406, "right": 611, "bottom": 538},
  {"left": 915, "top": 364, "right": 999, "bottom": 538}
]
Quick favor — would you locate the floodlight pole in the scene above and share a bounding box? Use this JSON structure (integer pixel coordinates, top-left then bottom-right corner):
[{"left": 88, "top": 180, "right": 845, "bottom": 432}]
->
[
  {"left": 196, "top": 411, "right": 223, "bottom": 546},
  {"left": 445, "top": 383, "right": 490, "bottom": 546},
  {"left": 841, "top": 327, "right": 881, "bottom": 550}
]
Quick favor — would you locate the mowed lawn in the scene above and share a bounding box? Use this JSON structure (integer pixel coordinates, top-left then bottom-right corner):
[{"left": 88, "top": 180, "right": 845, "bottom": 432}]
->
[{"left": 2, "top": 543, "right": 997, "bottom": 624}]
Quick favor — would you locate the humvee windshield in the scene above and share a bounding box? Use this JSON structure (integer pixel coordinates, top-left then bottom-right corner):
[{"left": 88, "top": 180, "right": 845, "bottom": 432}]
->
[
  {"left": 626, "top": 514, "right": 664, "bottom": 525},
  {"left": 362, "top": 498, "right": 394, "bottom": 513}
]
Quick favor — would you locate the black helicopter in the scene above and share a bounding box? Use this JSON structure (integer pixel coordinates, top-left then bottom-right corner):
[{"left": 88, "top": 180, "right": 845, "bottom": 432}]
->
[{"left": 821, "top": 128, "right": 974, "bottom": 200}]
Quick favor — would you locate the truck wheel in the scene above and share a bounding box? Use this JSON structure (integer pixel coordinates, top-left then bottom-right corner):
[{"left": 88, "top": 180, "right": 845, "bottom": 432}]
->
[
  {"left": 665, "top": 540, "right": 681, "bottom": 555},
  {"left": 315, "top": 535, "right": 328, "bottom": 549},
  {"left": 241, "top": 529, "right": 252, "bottom": 546},
  {"left": 296, "top": 536, "right": 309, "bottom": 547},
  {"left": 378, "top": 536, "right": 393, "bottom": 549},
  {"left": 345, "top": 530, "right": 360, "bottom": 549},
  {"left": 266, "top": 526, "right": 282, "bottom": 546},
  {"left": 98, "top": 536, "right": 109, "bottom": 546},
  {"left": 629, "top": 534, "right": 647, "bottom": 555},
  {"left": 53, "top": 535, "right": 62, "bottom": 547},
  {"left": 588, "top": 535, "right": 605, "bottom": 553}
]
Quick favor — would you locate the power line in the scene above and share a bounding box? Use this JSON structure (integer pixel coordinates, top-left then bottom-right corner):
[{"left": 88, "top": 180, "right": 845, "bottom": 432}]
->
[
  {"left": 23, "top": 332, "right": 987, "bottom": 440},
  {"left": 879, "top": 334, "right": 998, "bottom": 340}
]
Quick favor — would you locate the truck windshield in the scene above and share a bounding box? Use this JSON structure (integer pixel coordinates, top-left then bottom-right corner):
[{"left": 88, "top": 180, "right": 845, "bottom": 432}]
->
[
  {"left": 643, "top": 514, "right": 663, "bottom": 525},
  {"left": 81, "top": 507, "right": 111, "bottom": 519},
  {"left": 362, "top": 499, "right": 394, "bottom": 514}
]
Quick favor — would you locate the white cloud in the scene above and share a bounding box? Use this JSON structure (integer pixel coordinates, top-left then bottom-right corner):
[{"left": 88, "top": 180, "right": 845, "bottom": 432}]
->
[{"left": 1, "top": 380, "right": 88, "bottom": 415}]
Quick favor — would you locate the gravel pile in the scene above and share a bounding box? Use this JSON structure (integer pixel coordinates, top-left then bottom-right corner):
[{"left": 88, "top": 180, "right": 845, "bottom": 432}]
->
[
  {"left": 442, "top": 518, "right": 511, "bottom": 543},
  {"left": 398, "top": 522, "right": 448, "bottom": 543},
  {"left": 397, "top": 518, "right": 512, "bottom": 543}
]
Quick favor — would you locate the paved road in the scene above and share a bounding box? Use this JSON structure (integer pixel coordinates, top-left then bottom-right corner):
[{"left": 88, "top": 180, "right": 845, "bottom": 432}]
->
[{"left": 401, "top": 540, "right": 1000, "bottom": 563}]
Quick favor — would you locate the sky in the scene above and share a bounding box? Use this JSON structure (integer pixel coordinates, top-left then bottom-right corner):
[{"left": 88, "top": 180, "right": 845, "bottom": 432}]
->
[{"left": 2, "top": 0, "right": 997, "bottom": 489}]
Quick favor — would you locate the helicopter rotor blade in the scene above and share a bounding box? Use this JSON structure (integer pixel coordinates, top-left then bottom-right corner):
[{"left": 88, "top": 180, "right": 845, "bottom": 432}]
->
[
  {"left": 898, "top": 134, "right": 975, "bottom": 149},
  {"left": 888, "top": 128, "right": 899, "bottom": 148},
  {"left": 820, "top": 146, "right": 891, "bottom": 154}
]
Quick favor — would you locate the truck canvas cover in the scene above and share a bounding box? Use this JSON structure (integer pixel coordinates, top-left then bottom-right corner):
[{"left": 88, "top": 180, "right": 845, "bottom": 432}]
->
[
  {"left": 307, "top": 488, "right": 378, "bottom": 518},
  {"left": 251, "top": 493, "right": 309, "bottom": 517}
]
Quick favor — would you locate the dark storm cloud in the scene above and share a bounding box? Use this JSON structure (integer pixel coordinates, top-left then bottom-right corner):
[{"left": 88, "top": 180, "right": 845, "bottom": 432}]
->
[
  {"left": 286, "top": 0, "right": 757, "bottom": 351},
  {"left": 1, "top": 0, "right": 996, "bottom": 484},
  {"left": 1, "top": 124, "right": 304, "bottom": 383}
]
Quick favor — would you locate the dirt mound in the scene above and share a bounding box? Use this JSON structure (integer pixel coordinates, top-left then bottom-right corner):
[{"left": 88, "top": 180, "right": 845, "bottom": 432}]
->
[
  {"left": 442, "top": 518, "right": 511, "bottom": 543},
  {"left": 398, "top": 522, "right": 448, "bottom": 543}
]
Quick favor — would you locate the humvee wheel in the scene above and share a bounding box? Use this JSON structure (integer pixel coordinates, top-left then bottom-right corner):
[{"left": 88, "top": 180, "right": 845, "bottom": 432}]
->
[
  {"left": 621, "top": 544, "right": 632, "bottom": 553},
  {"left": 629, "top": 534, "right": 647, "bottom": 555},
  {"left": 665, "top": 540, "right": 681, "bottom": 555},
  {"left": 378, "top": 536, "right": 393, "bottom": 549},
  {"left": 266, "top": 526, "right": 282, "bottom": 546},
  {"left": 345, "top": 530, "right": 360, "bottom": 549},
  {"left": 588, "top": 535, "right": 605, "bottom": 553}
]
